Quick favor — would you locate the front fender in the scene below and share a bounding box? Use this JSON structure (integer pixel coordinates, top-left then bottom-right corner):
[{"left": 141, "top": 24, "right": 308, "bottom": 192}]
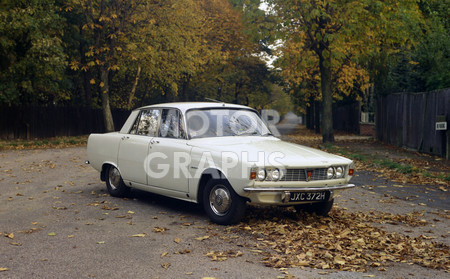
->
[{"left": 188, "top": 147, "right": 253, "bottom": 200}]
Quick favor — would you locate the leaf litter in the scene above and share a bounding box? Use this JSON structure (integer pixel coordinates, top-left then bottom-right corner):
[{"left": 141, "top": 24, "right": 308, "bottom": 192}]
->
[{"left": 228, "top": 206, "right": 449, "bottom": 272}]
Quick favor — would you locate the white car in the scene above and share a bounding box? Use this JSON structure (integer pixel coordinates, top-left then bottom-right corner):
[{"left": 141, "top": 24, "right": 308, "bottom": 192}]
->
[{"left": 87, "top": 102, "right": 355, "bottom": 224}]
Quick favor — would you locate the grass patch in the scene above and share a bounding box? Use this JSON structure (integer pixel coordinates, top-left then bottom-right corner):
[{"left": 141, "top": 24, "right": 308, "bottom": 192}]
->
[
  {"left": 311, "top": 140, "right": 447, "bottom": 184},
  {"left": 349, "top": 153, "right": 368, "bottom": 162},
  {"left": 0, "top": 136, "right": 88, "bottom": 150},
  {"left": 374, "top": 159, "right": 414, "bottom": 174},
  {"left": 322, "top": 143, "right": 335, "bottom": 150},
  {"left": 437, "top": 173, "right": 450, "bottom": 182}
]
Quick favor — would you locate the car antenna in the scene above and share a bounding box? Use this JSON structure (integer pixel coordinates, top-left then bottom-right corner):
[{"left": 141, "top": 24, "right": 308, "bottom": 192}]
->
[
  {"left": 205, "top": 97, "right": 227, "bottom": 106},
  {"left": 205, "top": 97, "right": 223, "bottom": 103}
]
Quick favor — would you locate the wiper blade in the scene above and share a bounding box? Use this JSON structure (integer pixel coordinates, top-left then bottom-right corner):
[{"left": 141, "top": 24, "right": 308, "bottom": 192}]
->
[{"left": 237, "top": 131, "right": 259, "bottom": 136}]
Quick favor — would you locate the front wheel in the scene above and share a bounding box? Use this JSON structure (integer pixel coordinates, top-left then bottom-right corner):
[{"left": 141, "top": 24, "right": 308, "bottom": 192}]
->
[
  {"left": 294, "top": 199, "right": 334, "bottom": 216},
  {"left": 105, "top": 165, "right": 130, "bottom": 197},
  {"left": 203, "top": 179, "right": 246, "bottom": 225}
]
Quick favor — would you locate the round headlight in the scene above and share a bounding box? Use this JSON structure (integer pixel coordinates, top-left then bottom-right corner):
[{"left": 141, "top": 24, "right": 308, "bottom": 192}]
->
[
  {"left": 335, "top": 166, "right": 344, "bottom": 178},
  {"left": 257, "top": 169, "right": 266, "bottom": 181},
  {"left": 326, "top": 167, "right": 334, "bottom": 179},
  {"left": 271, "top": 168, "right": 280, "bottom": 181}
]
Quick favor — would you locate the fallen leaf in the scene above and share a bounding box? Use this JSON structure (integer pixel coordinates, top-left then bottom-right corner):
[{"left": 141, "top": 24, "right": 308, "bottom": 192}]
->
[
  {"left": 174, "top": 237, "right": 181, "bottom": 244},
  {"left": 131, "top": 234, "right": 146, "bottom": 237},
  {"left": 5, "top": 233, "right": 14, "bottom": 239},
  {"left": 176, "top": 249, "right": 191, "bottom": 254},
  {"left": 153, "top": 227, "right": 167, "bottom": 233},
  {"left": 48, "top": 232, "right": 56, "bottom": 236},
  {"left": 128, "top": 211, "right": 135, "bottom": 214},
  {"left": 195, "top": 235, "right": 210, "bottom": 241},
  {"left": 230, "top": 205, "right": 450, "bottom": 272},
  {"left": 161, "top": 263, "right": 171, "bottom": 269},
  {"left": 96, "top": 241, "right": 105, "bottom": 244},
  {"left": 161, "top": 252, "right": 168, "bottom": 258},
  {"left": 0, "top": 268, "right": 9, "bottom": 272}
]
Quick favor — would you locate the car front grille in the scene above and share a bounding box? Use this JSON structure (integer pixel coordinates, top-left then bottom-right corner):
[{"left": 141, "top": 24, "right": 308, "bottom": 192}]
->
[{"left": 280, "top": 168, "right": 328, "bottom": 181}]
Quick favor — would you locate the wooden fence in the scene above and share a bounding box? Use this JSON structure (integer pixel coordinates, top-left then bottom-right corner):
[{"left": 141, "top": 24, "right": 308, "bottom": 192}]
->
[
  {"left": 0, "top": 106, "right": 130, "bottom": 140},
  {"left": 333, "top": 102, "right": 360, "bottom": 134},
  {"left": 376, "top": 88, "right": 449, "bottom": 158}
]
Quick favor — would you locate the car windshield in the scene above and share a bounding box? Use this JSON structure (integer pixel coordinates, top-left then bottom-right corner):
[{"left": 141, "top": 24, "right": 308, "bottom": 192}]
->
[{"left": 186, "top": 108, "right": 271, "bottom": 139}]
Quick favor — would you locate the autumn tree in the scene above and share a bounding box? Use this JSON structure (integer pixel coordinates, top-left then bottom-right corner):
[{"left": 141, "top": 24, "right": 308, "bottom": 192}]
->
[
  {"left": 0, "top": 0, "right": 67, "bottom": 105},
  {"left": 362, "top": 0, "right": 423, "bottom": 96},
  {"left": 230, "top": 0, "right": 277, "bottom": 54},
  {"left": 373, "top": 0, "right": 448, "bottom": 94},
  {"left": 177, "top": 0, "right": 255, "bottom": 102},
  {"left": 270, "top": 0, "right": 422, "bottom": 142},
  {"left": 120, "top": 0, "right": 208, "bottom": 107},
  {"left": 67, "top": 0, "right": 152, "bottom": 132}
]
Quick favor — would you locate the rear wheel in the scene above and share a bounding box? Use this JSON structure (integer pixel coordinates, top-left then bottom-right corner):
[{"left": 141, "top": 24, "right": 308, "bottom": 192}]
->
[
  {"left": 295, "top": 199, "right": 334, "bottom": 216},
  {"left": 105, "top": 165, "right": 129, "bottom": 197},
  {"left": 203, "top": 179, "right": 246, "bottom": 225}
]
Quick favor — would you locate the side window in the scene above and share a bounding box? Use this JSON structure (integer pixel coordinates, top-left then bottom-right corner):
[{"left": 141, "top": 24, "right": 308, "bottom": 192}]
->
[
  {"left": 132, "top": 109, "right": 160, "bottom": 136},
  {"left": 129, "top": 112, "right": 141, "bottom": 134},
  {"left": 159, "top": 109, "right": 186, "bottom": 139}
]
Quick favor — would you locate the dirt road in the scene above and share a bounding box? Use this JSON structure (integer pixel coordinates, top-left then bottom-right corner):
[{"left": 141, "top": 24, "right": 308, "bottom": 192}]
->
[{"left": 0, "top": 146, "right": 448, "bottom": 278}]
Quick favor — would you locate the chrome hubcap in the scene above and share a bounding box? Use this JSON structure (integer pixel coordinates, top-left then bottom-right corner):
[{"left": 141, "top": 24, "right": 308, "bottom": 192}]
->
[
  {"left": 209, "top": 185, "right": 231, "bottom": 216},
  {"left": 108, "top": 167, "right": 121, "bottom": 190}
]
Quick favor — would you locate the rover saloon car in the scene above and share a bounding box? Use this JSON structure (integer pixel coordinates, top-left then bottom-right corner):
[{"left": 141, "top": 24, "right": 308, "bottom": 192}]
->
[{"left": 87, "top": 102, "right": 355, "bottom": 224}]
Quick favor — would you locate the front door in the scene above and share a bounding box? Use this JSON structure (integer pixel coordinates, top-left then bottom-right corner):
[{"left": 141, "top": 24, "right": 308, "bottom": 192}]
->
[{"left": 146, "top": 108, "right": 191, "bottom": 193}]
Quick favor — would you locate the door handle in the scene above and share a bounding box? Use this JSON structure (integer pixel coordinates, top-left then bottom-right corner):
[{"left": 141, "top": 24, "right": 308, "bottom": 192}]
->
[
  {"left": 150, "top": 139, "right": 159, "bottom": 144},
  {"left": 121, "top": 136, "right": 129, "bottom": 140}
]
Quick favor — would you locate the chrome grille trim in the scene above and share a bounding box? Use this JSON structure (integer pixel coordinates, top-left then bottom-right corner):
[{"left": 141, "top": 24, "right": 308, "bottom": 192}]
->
[{"left": 280, "top": 168, "right": 328, "bottom": 182}]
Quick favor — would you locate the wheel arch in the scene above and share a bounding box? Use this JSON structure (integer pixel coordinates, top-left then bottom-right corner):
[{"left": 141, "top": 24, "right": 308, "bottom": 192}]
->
[
  {"left": 100, "top": 162, "right": 119, "bottom": 182},
  {"left": 196, "top": 168, "right": 250, "bottom": 205},
  {"left": 196, "top": 168, "right": 227, "bottom": 204}
]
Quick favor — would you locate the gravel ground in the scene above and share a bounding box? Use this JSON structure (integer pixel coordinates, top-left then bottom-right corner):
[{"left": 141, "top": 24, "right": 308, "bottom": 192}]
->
[{"left": 0, "top": 146, "right": 449, "bottom": 279}]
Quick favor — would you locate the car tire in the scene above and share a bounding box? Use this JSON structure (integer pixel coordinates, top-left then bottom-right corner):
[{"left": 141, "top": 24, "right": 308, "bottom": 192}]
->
[
  {"left": 295, "top": 199, "right": 334, "bottom": 216},
  {"left": 203, "top": 179, "right": 246, "bottom": 225},
  {"left": 105, "top": 165, "right": 130, "bottom": 198}
]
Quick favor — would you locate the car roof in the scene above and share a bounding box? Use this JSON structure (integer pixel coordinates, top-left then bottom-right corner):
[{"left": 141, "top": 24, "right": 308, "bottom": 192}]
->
[{"left": 136, "top": 102, "right": 255, "bottom": 113}]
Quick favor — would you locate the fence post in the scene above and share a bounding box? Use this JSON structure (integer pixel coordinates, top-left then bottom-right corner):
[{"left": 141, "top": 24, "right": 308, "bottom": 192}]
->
[{"left": 447, "top": 130, "right": 450, "bottom": 160}]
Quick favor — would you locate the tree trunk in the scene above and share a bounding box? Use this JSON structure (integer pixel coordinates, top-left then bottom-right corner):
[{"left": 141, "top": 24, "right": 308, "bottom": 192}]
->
[
  {"left": 305, "top": 104, "right": 312, "bottom": 130},
  {"left": 100, "top": 67, "right": 115, "bottom": 132},
  {"left": 314, "top": 101, "right": 321, "bottom": 134},
  {"left": 319, "top": 53, "right": 334, "bottom": 143},
  {"left": 234, "top": 82, "right": 242, "bottom": 104},
  {"left": 79, "top": 25, "right": 92, "bottom": 107},
  {"left": 128, "top": 65, "right": 141, "bottom": 110},
  {"left": 180, "top": 75, "right": 191, "bottom": 101},
  {"left": 83, "top": 71, "right": 92, "bottom": 107}
]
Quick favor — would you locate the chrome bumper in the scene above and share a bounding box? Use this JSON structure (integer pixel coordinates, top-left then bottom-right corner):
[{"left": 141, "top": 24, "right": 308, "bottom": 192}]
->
[
  {"left": 243, "top": 184, "right": 355, "bottom": 193},
  {"left": 243, "top": 184, "right": 355, "bottom": 204}
]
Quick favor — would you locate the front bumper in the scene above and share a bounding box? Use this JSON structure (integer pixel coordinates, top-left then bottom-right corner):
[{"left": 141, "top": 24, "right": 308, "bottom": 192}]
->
[{"left": 243, "top": 183, "right": 355, "bottom": 204}]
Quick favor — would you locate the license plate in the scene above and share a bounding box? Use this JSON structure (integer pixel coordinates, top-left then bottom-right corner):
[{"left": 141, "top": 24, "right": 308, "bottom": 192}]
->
[{"left": 289, "top": 191, "right": 329, "bottom": 202}]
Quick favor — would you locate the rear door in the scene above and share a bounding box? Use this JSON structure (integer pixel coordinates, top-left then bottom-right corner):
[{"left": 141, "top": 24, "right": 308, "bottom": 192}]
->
[{"left": 118, "top": 108, "right": 160, "bottom": 185}]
